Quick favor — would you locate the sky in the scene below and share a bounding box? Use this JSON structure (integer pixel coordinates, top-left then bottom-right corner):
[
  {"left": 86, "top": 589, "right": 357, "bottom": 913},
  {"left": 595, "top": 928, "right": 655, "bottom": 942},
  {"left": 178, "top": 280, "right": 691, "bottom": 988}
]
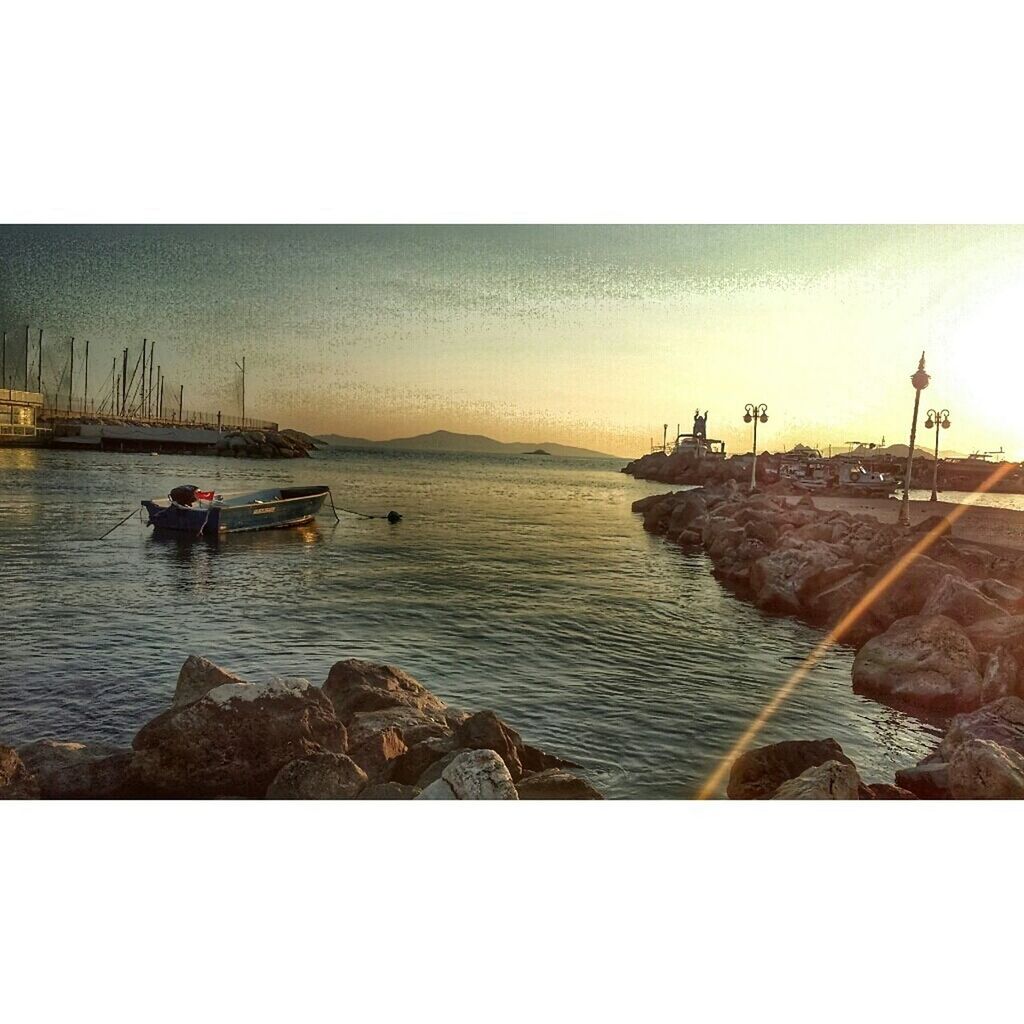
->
[{"left": 2, "top": 224, "right": 1023, "bottom": 458}]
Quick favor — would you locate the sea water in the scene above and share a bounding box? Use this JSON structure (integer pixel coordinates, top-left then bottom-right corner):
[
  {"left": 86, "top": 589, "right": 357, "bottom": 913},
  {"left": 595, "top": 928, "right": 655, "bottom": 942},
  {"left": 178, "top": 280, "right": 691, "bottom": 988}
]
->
[{"left": 0, "top": 446, "right": 947, "bottom": 797}]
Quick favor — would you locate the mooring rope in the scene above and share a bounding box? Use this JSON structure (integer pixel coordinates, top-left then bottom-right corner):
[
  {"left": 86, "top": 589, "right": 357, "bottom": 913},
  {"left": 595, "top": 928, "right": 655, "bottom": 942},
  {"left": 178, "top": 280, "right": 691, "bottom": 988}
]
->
[
  {"left": 326, "top": 488, "right": 402, "bottom": 523},
  {"left": 96, "top": 508, "right": 141, "bottom": 540}
]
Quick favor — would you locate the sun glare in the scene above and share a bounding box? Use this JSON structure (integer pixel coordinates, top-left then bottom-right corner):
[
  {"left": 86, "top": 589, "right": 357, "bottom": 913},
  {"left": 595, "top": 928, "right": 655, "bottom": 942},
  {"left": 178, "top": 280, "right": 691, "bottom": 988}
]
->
[{"left": 943, "top": 276, "right": 1024, "bottom": 458}]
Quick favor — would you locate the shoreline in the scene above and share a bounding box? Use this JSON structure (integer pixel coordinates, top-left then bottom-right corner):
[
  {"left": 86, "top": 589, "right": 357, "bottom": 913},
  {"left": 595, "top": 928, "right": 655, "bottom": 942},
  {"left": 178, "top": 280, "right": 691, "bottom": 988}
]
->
[{"left": 631, "top": 480, "right": 1024, "bottom": 798}]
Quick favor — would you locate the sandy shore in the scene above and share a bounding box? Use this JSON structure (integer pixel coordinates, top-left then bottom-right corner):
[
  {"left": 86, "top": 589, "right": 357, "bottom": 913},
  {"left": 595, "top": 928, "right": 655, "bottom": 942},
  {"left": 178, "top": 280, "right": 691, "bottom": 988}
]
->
[{"left": 811, "top": 495, "right": 1024, "bottom": 555}]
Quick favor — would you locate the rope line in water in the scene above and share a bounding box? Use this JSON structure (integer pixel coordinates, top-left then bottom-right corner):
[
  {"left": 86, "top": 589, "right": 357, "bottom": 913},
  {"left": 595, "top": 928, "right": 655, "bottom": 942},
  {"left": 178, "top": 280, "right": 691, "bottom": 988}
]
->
[
  {"left": 326, "top": 488, "right": 402, "bottom": 523},
  {"left": 95, "top": 508, "right": 140, "bottom": 540}
]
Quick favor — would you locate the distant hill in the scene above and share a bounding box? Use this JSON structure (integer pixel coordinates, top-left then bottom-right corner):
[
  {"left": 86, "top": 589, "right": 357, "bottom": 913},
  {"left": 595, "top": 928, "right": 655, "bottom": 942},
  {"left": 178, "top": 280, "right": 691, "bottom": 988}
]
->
[{"left": 317, "top": 428, "right": 617, "bottom": 459}]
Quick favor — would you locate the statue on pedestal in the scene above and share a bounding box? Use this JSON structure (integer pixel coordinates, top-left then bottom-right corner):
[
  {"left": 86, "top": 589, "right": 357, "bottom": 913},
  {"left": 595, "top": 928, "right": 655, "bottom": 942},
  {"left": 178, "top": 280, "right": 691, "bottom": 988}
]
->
[{"left": 693, "top": 409, "right": 708, "bottom": 440}]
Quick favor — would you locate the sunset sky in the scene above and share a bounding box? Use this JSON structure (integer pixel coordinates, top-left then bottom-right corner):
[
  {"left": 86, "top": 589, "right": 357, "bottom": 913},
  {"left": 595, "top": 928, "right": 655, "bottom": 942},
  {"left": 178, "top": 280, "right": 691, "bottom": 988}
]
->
[{"left": 1, "top": 224, "right": 1023, "bottom": 458}]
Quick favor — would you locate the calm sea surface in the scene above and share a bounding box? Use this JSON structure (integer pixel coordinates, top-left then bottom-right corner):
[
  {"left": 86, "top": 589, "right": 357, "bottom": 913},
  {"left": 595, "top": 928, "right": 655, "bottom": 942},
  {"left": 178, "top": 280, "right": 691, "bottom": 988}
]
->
[{"left": 0, "top": 447, "right": 953, "bottom": 798}]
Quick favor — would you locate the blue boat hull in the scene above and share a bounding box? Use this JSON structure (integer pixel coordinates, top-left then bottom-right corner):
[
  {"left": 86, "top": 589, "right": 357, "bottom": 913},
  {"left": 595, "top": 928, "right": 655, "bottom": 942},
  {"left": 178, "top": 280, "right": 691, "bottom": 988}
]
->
[{"left": 142, "top": 486, "right": 329, "bottom": 535}]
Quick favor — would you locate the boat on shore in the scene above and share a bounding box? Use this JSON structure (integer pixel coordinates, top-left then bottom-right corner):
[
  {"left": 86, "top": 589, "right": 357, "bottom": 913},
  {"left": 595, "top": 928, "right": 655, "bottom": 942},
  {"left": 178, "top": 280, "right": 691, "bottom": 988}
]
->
[
  {"left": 142, "top": 485, "right": 331, "bottom": 535},
  {"left": 779, "top": 447, "right": 900, "bottom": 496}
]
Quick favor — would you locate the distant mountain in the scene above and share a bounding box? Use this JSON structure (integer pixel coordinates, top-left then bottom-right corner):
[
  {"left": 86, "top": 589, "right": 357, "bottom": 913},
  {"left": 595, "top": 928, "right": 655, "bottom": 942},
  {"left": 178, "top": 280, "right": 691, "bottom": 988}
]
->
[
  {"left": 316, "top": 428, "right": 617, "bottom": 459},
  {"left": 317, "top": 433, "right": 379, "bottom": 449}
]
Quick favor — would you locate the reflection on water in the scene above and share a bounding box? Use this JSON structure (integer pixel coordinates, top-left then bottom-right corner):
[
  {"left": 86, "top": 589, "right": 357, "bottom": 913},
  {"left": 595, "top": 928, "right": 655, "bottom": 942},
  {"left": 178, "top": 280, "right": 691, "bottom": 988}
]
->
[
  {"left": 0, "top": 447, "right": 41, "bottom": 472},
  {"left": 0, "top": 447, "right": 943, "bottom": 797},
  {"left": 146, "top": 522, "right": 327, "bottom": 590}
]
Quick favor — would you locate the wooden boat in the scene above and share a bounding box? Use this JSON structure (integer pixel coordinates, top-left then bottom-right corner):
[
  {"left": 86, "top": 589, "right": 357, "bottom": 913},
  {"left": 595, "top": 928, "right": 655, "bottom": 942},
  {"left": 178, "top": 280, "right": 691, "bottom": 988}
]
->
[{"left": 142, "top": 486, "right": 330, "bottom": 535}]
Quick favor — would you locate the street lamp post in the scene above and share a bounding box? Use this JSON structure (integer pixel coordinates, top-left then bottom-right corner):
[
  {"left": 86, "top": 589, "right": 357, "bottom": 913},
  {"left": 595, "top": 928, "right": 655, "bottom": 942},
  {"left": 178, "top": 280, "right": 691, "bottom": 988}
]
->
[
  {"left": 743, "top": 403, "right": 769, "bottom": 492},
  {"left": 899, "top": 352, "right": 931, "bottom": 526},
  {"left": 924, "top": 407, "right": 950, "bottom": 502}
]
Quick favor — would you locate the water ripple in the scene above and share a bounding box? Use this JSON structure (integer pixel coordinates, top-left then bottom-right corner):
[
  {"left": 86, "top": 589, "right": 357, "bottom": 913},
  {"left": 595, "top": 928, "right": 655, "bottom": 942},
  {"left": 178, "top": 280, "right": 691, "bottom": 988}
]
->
[{"left": 0, "top": 447, "right": 943, "bottom": 796}]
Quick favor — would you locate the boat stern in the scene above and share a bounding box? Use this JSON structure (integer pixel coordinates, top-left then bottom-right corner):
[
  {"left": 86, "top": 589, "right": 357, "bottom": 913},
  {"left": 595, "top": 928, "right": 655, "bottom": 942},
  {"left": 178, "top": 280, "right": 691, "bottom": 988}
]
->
[{"left": 142, "top": 499, "right": 220, "bottom": 534}]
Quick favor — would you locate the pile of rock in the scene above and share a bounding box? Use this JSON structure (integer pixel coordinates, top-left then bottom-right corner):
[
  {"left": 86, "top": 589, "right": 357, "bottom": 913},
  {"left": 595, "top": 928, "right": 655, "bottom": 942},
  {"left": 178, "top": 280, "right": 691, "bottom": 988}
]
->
[
  {"left": 622, "top": 450, "right": 782, "bottom": 487},
  {"left": 730, "top": 699, "right": 1024, "bottom": 800},
  {"left": 634, "top": 482, "right": 1024, "bottom": 798},
  {"left": 0, "top": 655, "right": 603, "bottom": 801},
  {"left": 895, "top": 696, "right": 1024, "bottom": 798},
  {"left": 726, "top": 737, "right": 916, "bottom": 799},
  {"left": 634, "top": 483, "right": 1024, "bottom": 716},
  {"left": 214, "top": 428, "right": 315, "bottom": 459}
]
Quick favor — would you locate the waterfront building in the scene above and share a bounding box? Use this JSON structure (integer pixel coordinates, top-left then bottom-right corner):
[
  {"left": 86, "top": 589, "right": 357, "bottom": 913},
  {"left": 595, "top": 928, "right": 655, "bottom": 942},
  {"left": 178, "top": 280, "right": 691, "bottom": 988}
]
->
[{"left": 0, "top": 389, "right": 50, "bottom": 446}]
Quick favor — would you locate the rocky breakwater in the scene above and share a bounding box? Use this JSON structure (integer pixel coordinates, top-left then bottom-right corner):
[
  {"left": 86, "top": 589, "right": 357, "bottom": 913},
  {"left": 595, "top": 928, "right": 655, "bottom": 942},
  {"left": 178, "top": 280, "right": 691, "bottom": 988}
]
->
[
  {"left": 622, "top": 450, "right": 783, "bottom": 487},
  {"left": 214, "top": 427, "right": 318, "bottom": 459},
  {"left": 0, "top": 655, "right": 602, "bottom": 800},
  {"left": 633, "top": 482, "right": 1024, "bottom": 798}
]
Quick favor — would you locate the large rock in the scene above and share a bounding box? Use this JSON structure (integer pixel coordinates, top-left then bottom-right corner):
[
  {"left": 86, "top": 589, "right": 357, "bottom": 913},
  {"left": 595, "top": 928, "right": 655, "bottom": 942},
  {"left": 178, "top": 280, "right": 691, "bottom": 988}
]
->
[
  {"left": 948, "top": 739, "right": 1024, "bottom": 799},
  {"left": 965, "top": 615, "right": 1024, "bottom": 656},
  {"left": 936, "top": 696, "right": 1024, "bottom": 761},
  {"left": 0, "top": 745, "right": 40, "bottom": 799},
  {"left": 727, "top": 738, "right": 855, "bottom": 800},
  {"left": 920, "top": 574, "right": 1008, "bottom": 627},
  {"left": 631, "top": 492, "right": 672, "bottom": 515},
  {"left": 939, "top": 540, "right": 1001, "bottom": 577},
  {"left": 701, "top": 515, "right": 741, "bottom": 551},
  {"left": 515, "top": 768, "right": 603, "bottom": 799},
  {"left": 347, "top": 726, "right": 409, "bottom": 780},
  {"left": 979, "top": 578, "right": 1024, "bottom": 609},
  {"left": 869, "top": 555, "right": 965, "bottom": 625},
  {"left": 748, "top": 543, "right": 853, "bottom": 615},
  {"left": 743, "top": 517, "right": 779, "bottom": 548},
  {"left": 851, "top": 614, "right": 983, "bottom": 711},
  {"left": 17, "top": 739, "right": 132, "bottom": 799},
  {"left": 266, "top": 752, "right": 368, "bottom": 799},
  {"left": 665, "top": 491, "right": 707, "bottom": 538},
  {"left": 131, "top": 677, "right": 347, "bottom": 798},
  {"left": 784, "top": 520, "right": 848, "bottom": 546},
  {"left": 642, "top": 496, "right": 681, "bottom": 533},
  {"left": 347, "top": 706, "right": 449, "bottom": 749},
  {"left": 980, "top": 646, "right": 1021, "bottom": 703},
  {"left": 453, "top": 710, "right": 525, "bottom": 780},
  {"left": 771, "top": 760, "right": 861, "bottom": 799},
  {"left": 321, "top": 659, "right": 450, "bottom": 725},
  {"left": 894, "top": 761, "right": 951, "bottom": 799},
  {"left": 706, "top": 526, "right": 745, "bottom": 563},
  {"left": 804, "top": 570, "right": 869, "bottom": 630},
  {"left": 415, "top": 749, "right": 519, "bottom": 800},
  {"left": 388, "top": 736, "right": 456, "bottom": 786},
  {"left": 173, "top": 655, "right": 248, "bottom": 708}
]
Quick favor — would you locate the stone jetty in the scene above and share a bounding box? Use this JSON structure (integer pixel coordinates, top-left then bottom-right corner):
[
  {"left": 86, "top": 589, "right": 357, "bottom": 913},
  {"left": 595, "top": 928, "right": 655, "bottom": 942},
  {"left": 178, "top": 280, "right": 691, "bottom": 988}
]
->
[
  {"left": 633, "top": 480, "right": 1024, "bottom": 798},
  {"left": 623, "top": 449, "right": 784, "bottom": 488},
  {"left": 214, "top": 427, "right": 318, "bottom": 459},
  {"left": 0, "top": 655, "right": 602, "bottom": 800},
  {"left": 49, "top": 417, "right": 321, "bottom": 459}
]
